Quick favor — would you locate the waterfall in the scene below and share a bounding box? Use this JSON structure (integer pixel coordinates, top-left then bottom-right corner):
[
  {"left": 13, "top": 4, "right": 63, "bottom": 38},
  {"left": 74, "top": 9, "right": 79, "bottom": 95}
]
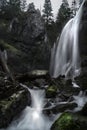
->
[
  {"left": 3, "top": 89, "right": 51, "bottom": 130},
  {"left": 50, "top": 1, "right": 85, "bottom": 79}
]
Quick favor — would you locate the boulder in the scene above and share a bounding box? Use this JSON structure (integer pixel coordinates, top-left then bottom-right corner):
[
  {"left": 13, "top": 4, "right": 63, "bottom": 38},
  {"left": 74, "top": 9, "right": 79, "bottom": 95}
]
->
[
  {"left": 7, "top": 3, "right": 50, "bottom": 72},
  {"left": 44, "top": 102, "right": 77, "bottom": 115},
  {"left": 0, "top": 89, "right": 30, "bottom": 128},
  {"left": 51, "top": 112, "right": 87, "bottom": 130},
  {"left": 45, "top": 85, "right": 58, "bottom": 98},
  {"left": 75, "top": 68, "right": 87, "bottom": 90},
  {"left": 51, "top": 112, "right": 78, "bottom": 130},
  {"left": 79, "top": 1, "right": 87, "bottom": 56}
]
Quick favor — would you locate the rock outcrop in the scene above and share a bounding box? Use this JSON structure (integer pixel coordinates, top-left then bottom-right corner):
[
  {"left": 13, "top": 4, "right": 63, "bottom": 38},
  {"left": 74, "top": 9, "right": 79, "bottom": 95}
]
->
[
  {"left": 51, "top": 112, "right": 87, "bottom": 130},
  {"left": 0, "top": 71, "right": 31, "bottom": 128},
  {"left": 7, "top": 3, "right": 50, "bottom": 73},
  {"left": 74, "top": 0, "right": 87, "bottom": 90}
]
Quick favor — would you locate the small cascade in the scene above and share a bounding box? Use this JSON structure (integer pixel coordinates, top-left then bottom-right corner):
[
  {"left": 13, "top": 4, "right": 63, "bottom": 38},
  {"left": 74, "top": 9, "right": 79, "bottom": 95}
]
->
[
  {"left": 50, "top": 1, "right": 85, "bottom": 79},
  {"left": 73, "top": 91, "right": 87, "bottom": 112},
  {"left": 3, "top": 89, "right": 51, "bottom": 130}
]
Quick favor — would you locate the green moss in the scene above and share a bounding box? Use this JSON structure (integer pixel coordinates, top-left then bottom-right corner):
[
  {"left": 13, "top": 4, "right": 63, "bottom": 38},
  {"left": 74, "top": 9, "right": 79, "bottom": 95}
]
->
[
  {"left": 0, "top": 20, "right": 9, "bottom": 28},
  {"left": 51, "top": 112, "right": 80, "bottom": 130},
  {"left": 46, "top": 85, "right": 58, "bottom": 98},
  {"left": 0, "top": 100, "right": 12, "bottom": 111},
  {"left": 0, "top": 39, "right": 20, "bottom": 54},
  {"left": 47, "top": 86, "right": 57, "bottom": 92},
  {"left": 0, "top": 90, "right": 24, "bottom": 112}
]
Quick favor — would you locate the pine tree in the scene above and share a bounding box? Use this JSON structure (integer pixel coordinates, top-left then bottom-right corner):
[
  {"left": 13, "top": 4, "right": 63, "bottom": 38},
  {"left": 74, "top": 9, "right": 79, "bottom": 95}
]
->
[
  {"left": 42, "top": 0, "right": 53, "bottom": 25},
  {"left": 8, "top": 0, "right": 21, "bottom": 11},
  {"left": 71, "top": 0, "right": 78, "bottom": 16},
  {"left": 27, "top": 3, "right": 35, "bottom": 12},
  {"left": 0, "top": 0, "right": 7, "bottom": 11},
  {"left": 56, "top": 0, "right": 72, "bottom": 33},
  {"left": 0, "top": 0, "right": 8, "bottom": 19},
  {"left": 7, "top": 0, "right": 21, "bottom": 18},
  {"left": 21, "top": 0, "right": 27, "bottom": 11}
]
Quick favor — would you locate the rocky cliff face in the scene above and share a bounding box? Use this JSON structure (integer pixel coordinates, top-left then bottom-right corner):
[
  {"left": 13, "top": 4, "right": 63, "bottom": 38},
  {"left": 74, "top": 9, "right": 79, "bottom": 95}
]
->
[
  {"left": 8, "top": 3, "right": 50, "bottom": 73},
  {"left": 79, "top": 1, "right": 87, "bottom": 64},
  {"left": 75, "top": 0, "right": 87, "bottom": 91}
]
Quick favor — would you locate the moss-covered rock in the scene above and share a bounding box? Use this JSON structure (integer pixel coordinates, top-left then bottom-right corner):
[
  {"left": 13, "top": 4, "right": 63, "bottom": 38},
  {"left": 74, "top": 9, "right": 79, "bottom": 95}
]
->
[
  {"left": 46, "top": 85, "right": 58, "bottom": 98},
  {"left": 51, "top": 112, "right": 83, "bottom": 130},
  {"left": 0, "top": 89, "right": 30, "bottom": 128}
]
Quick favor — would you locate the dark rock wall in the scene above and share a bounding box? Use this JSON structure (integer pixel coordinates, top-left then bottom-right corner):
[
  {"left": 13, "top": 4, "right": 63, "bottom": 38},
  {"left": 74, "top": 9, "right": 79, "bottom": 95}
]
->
[
  {"left": 79, "top": 1, "right": 87, "bottom": 65},
  {"left": 8, "top": 4, "right": 51, "bottom": 73}
]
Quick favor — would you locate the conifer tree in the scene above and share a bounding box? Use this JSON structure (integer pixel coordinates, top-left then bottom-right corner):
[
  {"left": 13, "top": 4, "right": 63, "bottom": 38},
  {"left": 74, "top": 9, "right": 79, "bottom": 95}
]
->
[
  {"left": 0, "top": 0, "right": 8, "bottom": 19},
  {"left": 8, "top": 0, "right": 21, "bottom": 11},
  {"left": 0, "top": 0, "right": 7, "bottom": 11},
  {"left": 71, "top": 0, "right": 78, "bottom": 16},
  {"left": 42, "top": 0, "right": 53, "bottom": 25},
  {"left": 21, "top": 0, "right": 27, "bottom": 11},
  {"left": 56, "top": 0, "right": 72, "bottom": 33},
  {"left": 7, "top": 0, "right": 21, "bottom": 18}
]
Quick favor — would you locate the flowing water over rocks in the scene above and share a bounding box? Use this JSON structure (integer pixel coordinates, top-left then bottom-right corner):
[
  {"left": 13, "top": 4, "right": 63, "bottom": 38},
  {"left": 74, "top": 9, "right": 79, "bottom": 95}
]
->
[
  {"left": 1, "top": 89, "right": 52, "bottom": 130},
  {"left": 0, "top": 69, "right": 87, "bottom": 130}
]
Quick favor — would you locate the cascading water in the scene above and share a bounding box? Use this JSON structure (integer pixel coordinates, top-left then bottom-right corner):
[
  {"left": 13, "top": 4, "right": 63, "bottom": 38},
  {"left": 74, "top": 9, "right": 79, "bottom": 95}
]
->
[
  {"left": 2, "top": 89, "right": 51, "bottom": 130},
  {"left": 50, "top": 1, "right": 85, "bottom": 79}
]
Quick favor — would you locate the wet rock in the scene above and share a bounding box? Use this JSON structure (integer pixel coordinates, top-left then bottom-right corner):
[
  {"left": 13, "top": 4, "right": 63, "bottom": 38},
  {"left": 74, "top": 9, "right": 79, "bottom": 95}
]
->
[
  {"left": 45, "top": 85, "right": 58, "bottom": 98},
  {"left": 0, "top": 89, "right": 31, "bottom": 128},
  {"left": 78, "top": 0, "right": 87, "bottom": 92},
  {"left": 51, "top": 77, "right": 80, "bottom": 96},
  {"left": 0, "top": 72, "right": 16, "bottom": 100},
  {"left": 79, "top": 1, "right": 87, "bottom": 56},
  {"left": 34, "top": 78, "right": 47, "bottom": 87},
  {"left": 80, "top": 103, "right": 87, "bottom": 116},
  {"left": 16, "top": 70, "right": 48, "bottom": 82},
  {"left": 75, "top": 69, "right": 87, "bottom": 90},
  {"left": 29, "top": 70, "right": 48, "bottom": 77},
  {"left": 44, "top": 102, "right": 77, "bottom": 115}
]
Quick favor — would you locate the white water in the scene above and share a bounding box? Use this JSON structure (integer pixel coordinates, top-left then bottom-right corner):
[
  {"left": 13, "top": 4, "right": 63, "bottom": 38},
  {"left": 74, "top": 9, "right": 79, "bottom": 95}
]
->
[
  {"left": 2, "top": 89, "right": 51, "bottom": 130},
  {"left": 73, "top": 91, "right": 87, "bottom": 112},
  {"left": 50, "top": 1, "right": 84, "bottom": 79}
]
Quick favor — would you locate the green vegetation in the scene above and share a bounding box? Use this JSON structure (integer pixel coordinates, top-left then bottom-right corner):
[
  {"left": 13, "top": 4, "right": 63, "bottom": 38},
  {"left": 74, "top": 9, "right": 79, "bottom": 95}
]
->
[
  {"left": 0, "top": 39, "right": 20, "bottom": 54},
  {"left": 56, "top": 0, "right": 72, "bottom": 34},
  {"left": 51, "top": 112, "right": 80, "bottom": 130},
  {"left": 46, "top": 85, "right": 58, "bottom": 98},
  {"left": 42, "top": 0, "right": 53, "bottom": 25},
  {"left": 0, "top": 0, "right": 27, "bottom": 20},
  {"left": 0, "top": 90, "right": 25, "bottom": 112},
  {"left": 71, "top": 0, "right": 78, "bottom": 16}
]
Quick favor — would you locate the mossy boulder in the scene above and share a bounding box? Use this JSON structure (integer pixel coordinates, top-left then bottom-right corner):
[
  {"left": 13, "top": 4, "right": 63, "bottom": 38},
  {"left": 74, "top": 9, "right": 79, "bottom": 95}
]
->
[
  {"left": 51, "top": 112, "right": 84, "bottom": 130},
  {"left": 0, "top": 89, "right": 30, "bottom": 128},
  {"left": 46, "top": 85, "right": 58, "bottom": 98}
]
